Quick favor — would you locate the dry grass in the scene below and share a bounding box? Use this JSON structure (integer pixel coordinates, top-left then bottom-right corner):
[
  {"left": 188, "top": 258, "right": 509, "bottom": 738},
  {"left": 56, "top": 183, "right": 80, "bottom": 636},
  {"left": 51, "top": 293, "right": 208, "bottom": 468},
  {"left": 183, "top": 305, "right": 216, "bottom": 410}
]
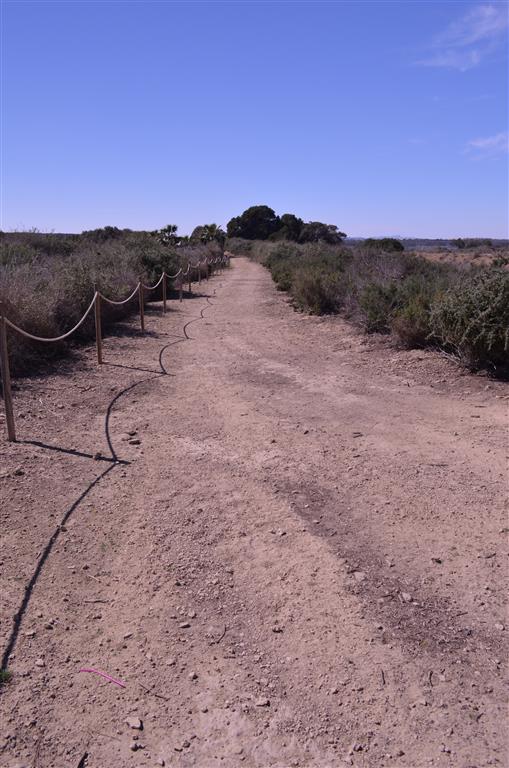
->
[
  {"left": 235, "top": 238, "right": 509, "bottom": 377},
  {"left": 0, "top": 231, "right": 222, "bottom": 376}
]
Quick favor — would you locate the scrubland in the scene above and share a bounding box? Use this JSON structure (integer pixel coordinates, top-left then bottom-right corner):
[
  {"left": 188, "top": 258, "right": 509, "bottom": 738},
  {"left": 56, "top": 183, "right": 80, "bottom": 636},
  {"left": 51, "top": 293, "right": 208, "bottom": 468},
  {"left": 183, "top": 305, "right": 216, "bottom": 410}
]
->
[
  {"left": 227, "top": 238, "right": 509, "bottom": 377},
  {"left": 0, "top": 229, "right": 221, "bottom": 375}
]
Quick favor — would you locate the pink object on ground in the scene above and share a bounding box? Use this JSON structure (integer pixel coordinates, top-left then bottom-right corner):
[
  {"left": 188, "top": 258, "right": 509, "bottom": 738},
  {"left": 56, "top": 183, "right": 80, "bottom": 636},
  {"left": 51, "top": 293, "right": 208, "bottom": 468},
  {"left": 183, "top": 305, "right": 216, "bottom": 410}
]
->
[{"left": 79, "top": 667, "right": 126, "bottom": 688}]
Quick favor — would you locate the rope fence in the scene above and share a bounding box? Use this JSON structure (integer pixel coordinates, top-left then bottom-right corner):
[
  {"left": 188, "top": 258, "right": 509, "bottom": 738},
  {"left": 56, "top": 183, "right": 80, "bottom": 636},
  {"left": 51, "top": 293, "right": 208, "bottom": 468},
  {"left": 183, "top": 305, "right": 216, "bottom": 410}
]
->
[{"left": 0, "top": 254, "right": 229, "bottom": 442}]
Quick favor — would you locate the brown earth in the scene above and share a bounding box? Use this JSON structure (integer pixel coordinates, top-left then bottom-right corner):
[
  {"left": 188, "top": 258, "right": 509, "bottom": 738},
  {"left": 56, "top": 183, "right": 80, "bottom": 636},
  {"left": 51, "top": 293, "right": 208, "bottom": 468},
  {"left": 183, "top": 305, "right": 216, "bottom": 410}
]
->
[
  {"left": 0, "top": 256, "right": 507, "bottom": 768},
  {"left": 416, "top": 248, "right": 509, "bottom": 268}
]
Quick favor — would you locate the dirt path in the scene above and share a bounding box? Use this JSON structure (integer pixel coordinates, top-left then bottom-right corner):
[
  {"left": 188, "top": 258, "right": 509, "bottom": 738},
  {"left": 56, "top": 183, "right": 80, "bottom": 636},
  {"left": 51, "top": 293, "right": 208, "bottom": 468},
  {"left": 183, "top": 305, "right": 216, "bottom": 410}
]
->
[{"left": 0, "top": 257, "right": 507, "bottom": 768}]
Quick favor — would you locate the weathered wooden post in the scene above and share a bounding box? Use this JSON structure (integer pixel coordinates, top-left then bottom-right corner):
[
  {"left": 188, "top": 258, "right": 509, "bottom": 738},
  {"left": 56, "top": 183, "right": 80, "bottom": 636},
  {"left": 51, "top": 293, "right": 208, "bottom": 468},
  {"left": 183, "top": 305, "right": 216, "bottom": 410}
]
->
[
  {"left": 138, "top": 280, "right": 145, "bottom": 333},
  {"left": 198, "top": 264, "right": 202, "bottom": 285},
  {"left": 188, "top": 269, "right": 192, "bottom": 295},
  {"left": 93, "top": 287, "right": 103, "bottom": 364},
  {"left": 0, "top": 302, "right": 16, "bottom": 442},
  {"left": 162, "top": 272, "right": 167, "bottom": 314}
]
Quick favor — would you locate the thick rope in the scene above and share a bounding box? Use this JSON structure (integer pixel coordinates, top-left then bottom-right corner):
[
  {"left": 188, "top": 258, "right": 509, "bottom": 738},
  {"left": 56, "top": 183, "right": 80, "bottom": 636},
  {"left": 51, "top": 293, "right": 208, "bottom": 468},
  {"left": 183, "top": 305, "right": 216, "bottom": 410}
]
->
[
  {"left": 5, "top": 293, "right": 98, "bottom": 343},
  {"left": 99, "top": 283, "right": 140, "bottom": 307},
  {"left": 3, "top": 256, "right": 229, "bottom": 342},
  {"left": 141, "top": 273, "right": 165, "bottom": 291}
]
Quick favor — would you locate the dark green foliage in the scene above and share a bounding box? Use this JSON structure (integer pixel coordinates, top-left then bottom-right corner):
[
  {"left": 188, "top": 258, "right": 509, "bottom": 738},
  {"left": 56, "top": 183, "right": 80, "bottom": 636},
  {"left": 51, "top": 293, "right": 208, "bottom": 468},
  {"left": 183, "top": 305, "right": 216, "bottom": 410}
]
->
[
  {"left": 453, "top": 238, "right": 493, "bottom": 250},
  {"left": 429, "top": 269, "right": 509, "bottom": 372},
  {"left": 227, "top": 206, "right": 281, "bottom": 240},
  {"left": 298, "top": 222, "right": 346, "bottom": 244},
  {"left": 363, "top": 238, "right": 404, "bottom": 252},
  {"left": 190, "top": 224, "right": 226, "bottom": 246},
  {"left": 81, "top": 226, "right": 127, "bottom": 242},
  {"left": 360, "top": 283, "right": 400, "bottom": 332},
  {"left": 226, "top": 206, "right": 346, "bottom": 243},
  {"left": 274, "top": 213, "right": 304, "bottom": 242},
  {"left": 152, "top": 224, "right": 179, "bottom": 246}
]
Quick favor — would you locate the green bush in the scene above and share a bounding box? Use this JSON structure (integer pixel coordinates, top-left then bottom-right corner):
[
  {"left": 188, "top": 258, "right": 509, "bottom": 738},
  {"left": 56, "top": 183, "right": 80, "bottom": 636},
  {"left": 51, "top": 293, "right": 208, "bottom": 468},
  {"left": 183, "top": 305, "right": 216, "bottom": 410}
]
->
[
  {"left": 238, "top": 236, "right": 508, "bottom": 376},
  {"left": 292, "top": 268, "right": 343, "bottom": 314},
  {"left": 359, "top": 283, "right": 399, "bottom": 332},
  {"left": 363, "top": 238, "right": 404, "bottom": 252},
  {"left": 391, "top": 296, "right": 432, "bottom": 347},
  {"left": 429, "top": 269, "right": 509, "bottom": 372}
]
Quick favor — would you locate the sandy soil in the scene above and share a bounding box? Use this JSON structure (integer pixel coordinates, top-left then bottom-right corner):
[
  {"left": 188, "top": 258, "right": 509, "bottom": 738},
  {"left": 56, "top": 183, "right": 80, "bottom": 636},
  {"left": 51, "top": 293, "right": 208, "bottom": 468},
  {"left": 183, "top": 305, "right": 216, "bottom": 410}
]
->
[
  {"left": 416, "top": 248, "right": 508, "bottom": 268},
  {"left": 0, "top": 257, "right": 507, "bottom": 768}
]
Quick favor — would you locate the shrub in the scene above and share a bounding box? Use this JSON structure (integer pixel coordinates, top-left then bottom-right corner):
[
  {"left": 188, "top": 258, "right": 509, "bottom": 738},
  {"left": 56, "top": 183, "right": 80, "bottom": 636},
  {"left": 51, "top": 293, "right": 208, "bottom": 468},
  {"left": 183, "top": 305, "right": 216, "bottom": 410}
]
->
[
  {"left": 391, "top": 296, "right": 432, "bottom": 347},
  {"left": 240, "top": 236, "right": 508, "bottom": 376},
  {"left": 429, "top": 269, "right": 509, "bottom": 372},
  {"left": 364, "top": 238, "right": 404, "bottom": 252},
  {"left": 0, "top": 231, "right": 221, "bottom": 377},
  {"left": 359, "top": 283, "right": 399, "bottom": 332},
  {"left": 292, "top": 268, "right": 343, "bottom": 314}
]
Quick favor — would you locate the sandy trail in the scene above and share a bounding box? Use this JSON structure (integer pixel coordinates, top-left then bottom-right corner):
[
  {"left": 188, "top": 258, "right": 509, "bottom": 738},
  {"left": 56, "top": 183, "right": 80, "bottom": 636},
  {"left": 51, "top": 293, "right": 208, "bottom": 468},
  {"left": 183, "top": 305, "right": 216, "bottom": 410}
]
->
[{"left": 0, "top": 257, "right": 507, "bottom": 768}]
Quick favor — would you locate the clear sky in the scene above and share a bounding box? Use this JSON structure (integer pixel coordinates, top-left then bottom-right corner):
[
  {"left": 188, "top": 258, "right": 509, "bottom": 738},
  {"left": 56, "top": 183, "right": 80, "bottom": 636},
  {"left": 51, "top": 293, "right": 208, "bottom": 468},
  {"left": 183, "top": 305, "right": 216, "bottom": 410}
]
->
[{"left": 1, "top": 0, "right": 508, "bottom": 237}]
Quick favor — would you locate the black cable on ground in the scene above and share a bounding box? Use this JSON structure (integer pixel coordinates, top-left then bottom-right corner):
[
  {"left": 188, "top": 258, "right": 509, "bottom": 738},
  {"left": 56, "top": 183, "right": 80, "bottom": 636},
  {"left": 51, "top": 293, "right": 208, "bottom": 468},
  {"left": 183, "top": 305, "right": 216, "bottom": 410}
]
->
[{"left": 1, "top": 288, "right": 217, "bottom": 674}]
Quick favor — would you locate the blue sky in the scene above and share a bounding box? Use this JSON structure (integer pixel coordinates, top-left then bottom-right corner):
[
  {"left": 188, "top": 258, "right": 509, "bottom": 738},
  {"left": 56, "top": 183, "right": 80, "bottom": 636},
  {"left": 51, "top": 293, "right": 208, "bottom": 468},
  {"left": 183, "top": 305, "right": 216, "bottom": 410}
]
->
[{"left": 1, "top": 0, "right": 508, "bottom": 237}]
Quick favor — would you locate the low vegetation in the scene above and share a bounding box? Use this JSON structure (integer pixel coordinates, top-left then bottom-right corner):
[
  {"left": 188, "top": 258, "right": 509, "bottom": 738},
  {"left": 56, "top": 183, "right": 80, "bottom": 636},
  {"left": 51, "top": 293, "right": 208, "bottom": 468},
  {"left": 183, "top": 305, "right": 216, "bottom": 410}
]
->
[
  {"left": 231, "top": 238, "right": 509, "bottom": 377},
  {"left": 0, "top": 227, "right": 223, "bottom": 376}
]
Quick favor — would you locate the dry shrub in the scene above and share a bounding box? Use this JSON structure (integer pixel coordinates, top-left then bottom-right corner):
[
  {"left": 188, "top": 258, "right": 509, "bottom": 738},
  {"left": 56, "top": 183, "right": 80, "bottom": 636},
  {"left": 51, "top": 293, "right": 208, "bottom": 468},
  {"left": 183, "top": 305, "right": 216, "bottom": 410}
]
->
[
  {"left": 234, "top": 237, "right": 508, "bottom": 376},
  {"left": 0, "top": 232, "right": 221, "bottom": 377}
]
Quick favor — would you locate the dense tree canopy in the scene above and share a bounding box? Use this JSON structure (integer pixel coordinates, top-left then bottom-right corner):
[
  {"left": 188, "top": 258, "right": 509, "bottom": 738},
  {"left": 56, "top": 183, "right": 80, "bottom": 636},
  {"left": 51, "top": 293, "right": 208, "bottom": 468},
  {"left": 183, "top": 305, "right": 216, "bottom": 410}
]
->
[
  {"left": 276, "top": 213, "right": 304, "bottom": 242},
  {"left": 226, "top": 206, "right": 346, "bottom": 243},
  {"left": 227, "top": 206, "right": 281, "bottom": 240},
  {"left": 298, "top": 222, "right": 346, "bottom": 244}
]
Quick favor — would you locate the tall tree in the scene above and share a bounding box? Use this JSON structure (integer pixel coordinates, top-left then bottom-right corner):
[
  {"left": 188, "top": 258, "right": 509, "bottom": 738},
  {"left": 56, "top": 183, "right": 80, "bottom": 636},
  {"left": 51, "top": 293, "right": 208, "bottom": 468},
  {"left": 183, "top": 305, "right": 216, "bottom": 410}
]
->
[{"left": 226, "top": 206, "right": 281, "bottom": 240}]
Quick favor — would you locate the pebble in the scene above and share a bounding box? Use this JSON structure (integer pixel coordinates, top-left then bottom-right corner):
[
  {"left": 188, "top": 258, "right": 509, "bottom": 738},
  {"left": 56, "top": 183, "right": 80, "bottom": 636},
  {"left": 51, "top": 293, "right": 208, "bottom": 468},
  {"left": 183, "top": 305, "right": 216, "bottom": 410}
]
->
[
  {"left": 255, "top": 697, "right": 270, "bottom": 707},
  {"left": 125, "top": 716, "right": 143, "bottom": 730},
  {"left": 353, "top": 571, "right": 366, "bottom": 582},
  {"left": 495, "top": 623, "right": 505, "bottom": 631},
  {"left": 179, "top": 622, "right": 191, "bottom": 629},
  {"left": 34, "top": 659, "right": 45, "bottom": 668},
  {"left": 189, "top": 671, "right": 198, "bottom": 680},
  {"left": 401, "top": 592, "right": 412, "bottom": 602}
]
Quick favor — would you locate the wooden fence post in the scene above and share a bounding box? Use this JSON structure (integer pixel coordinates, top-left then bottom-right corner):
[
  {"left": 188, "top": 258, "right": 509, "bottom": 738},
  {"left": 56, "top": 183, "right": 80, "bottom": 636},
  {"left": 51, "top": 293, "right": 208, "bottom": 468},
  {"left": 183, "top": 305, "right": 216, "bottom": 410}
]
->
[
  {"left": 198, "top": 264, "right": 202, "bottom": 285},
  {"left": 93, "top": 287, "right": 103, "bottom": 364},
  {"left": 138, "top": 281, "right": 145, "bottom": 333},
  {"left": 188, "top": 272, "right": 192, "bottom": 295},
  {"left": 162, "top": 272, "right": 167, "bottom": 314},
  {"left": 0, "top": 303, "right": 16, "bottom": 442},
  {"left": 179, "top": 282, "right": 183, "bottom": 303}
]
